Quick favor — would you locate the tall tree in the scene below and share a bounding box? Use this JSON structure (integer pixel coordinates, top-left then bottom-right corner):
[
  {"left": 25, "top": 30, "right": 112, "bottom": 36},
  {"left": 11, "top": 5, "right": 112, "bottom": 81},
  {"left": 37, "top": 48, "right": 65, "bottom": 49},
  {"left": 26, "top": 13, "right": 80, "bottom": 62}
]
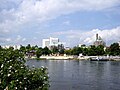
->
[
  {"left": 109, "top": 43, "right": 120, "bottom": 55},
  {"left": 36, "top": 48, "right": 42, "bottom": 58},
  {"left": 42, "top": 47, "right": 51, "bottom": 55}
]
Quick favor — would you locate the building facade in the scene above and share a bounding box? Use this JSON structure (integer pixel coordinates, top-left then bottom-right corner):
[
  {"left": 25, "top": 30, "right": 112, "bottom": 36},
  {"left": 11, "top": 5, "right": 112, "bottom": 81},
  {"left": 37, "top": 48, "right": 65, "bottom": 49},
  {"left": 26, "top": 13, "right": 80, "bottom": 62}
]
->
[
  {"left": 93, "top": 34, "right": 106, "bottom": 46},
  {"left": 42, "top": 37, "right": 63, "bottom": 49},
  {"left": 42, "top": 39, "right": 50, "bottom": 48},
  {"left": 49, "top": 37, "right": 59, "bottom": 46}
]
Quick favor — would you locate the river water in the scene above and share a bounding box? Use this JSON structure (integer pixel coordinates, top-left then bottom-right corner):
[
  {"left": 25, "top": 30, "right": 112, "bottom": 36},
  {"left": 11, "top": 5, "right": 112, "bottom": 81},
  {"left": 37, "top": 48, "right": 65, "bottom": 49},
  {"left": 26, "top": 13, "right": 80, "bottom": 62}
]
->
[{"left": 26, "top": 60, "right": 120, "bottom": 90}]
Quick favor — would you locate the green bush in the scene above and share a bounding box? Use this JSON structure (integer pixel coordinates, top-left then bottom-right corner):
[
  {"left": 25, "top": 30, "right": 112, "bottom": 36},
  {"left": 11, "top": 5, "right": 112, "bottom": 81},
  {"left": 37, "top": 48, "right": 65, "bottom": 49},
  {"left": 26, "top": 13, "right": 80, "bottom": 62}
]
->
[{"left": 0, "top": 48, "right": 49, "bottom": 90}]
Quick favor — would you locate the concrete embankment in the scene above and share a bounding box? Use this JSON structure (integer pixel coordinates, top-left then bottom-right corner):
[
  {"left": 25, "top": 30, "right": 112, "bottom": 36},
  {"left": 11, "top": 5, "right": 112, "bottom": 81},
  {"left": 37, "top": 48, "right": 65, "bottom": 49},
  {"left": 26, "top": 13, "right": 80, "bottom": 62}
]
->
[
  {"left": 78, "top": 56, "right": 120, "bottom": 61},
  {"left": 25, "top": 56, "right": 120, "bottom": 61},
  {"left": 40, "top": 56, "right": 74, "bottom": 60}
]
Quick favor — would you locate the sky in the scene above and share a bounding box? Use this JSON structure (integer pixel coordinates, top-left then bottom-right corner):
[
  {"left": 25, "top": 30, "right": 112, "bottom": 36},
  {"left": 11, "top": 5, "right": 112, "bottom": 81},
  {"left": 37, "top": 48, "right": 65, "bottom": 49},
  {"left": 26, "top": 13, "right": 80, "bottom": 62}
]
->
[{"left": 0, "top": 0, "right": 120, "bottom": 47}]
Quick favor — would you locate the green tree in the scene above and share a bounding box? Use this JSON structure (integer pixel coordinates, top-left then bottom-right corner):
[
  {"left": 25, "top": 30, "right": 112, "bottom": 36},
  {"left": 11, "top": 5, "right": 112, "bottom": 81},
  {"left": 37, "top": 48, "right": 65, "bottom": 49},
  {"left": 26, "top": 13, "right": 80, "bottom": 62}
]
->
[
  {"left": 96, "top": 45, "right": 105, "bottom": 55},
  {"left": 109, "top": 43, "right": 120, "bottom": 55},
  {"left": 36, "top": 48, "right": 42, "bottom": 58},
  {"left": 59, "top": 49, "right": 64, "bottom": 54},
  {"left": 42, "top": 47, "right": 51, "bottom": 55},
  {"left": 26, "top": 44, "right": 31, "bottom": 52},
  {"left": 64, "top": 49, "right": 72, "bottom": 55},
  {"left": 88, "top": 45, "right": 97, "bottom": 56},
  {"left": 51, "top": 46, "right": 58, "bottom": 54},
  {"left": 20, "top": 45, "right": 26, "bottom": 54},
  {"left": 72, "top": 47, "right": 82, "bottom": 55},
  {"left": 82, "top": 48, "right": 89, "bottom": 56}
]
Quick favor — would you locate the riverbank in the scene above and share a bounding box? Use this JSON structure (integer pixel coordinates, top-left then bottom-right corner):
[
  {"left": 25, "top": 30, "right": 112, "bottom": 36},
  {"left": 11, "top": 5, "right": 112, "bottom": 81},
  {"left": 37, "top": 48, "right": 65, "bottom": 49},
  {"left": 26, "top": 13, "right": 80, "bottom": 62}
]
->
[
  {"left": 25, "top": 55, "right": 120, "bottom": 61},
  {"left": 26, "top": 56, "right": 74, "bottom": 60}
]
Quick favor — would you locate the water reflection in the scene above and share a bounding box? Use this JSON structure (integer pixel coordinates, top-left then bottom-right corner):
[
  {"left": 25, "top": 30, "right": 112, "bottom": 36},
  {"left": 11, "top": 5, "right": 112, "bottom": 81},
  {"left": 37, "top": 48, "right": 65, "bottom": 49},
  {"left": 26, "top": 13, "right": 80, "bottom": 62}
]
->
[{"left": 26, "top": 60, "right": 120, "bottom": 90}]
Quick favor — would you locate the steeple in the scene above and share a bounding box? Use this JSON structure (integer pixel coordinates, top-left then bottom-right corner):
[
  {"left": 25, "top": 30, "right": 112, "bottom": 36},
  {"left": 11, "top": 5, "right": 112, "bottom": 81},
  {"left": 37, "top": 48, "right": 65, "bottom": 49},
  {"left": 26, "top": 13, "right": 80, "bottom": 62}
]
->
[{"left": 96, "top": 33, "right": 98, "bottom": 41}]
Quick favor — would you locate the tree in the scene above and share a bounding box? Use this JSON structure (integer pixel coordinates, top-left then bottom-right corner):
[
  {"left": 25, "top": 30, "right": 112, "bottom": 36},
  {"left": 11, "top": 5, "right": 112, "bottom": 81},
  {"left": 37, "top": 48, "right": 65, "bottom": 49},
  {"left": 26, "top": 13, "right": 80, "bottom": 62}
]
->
[
  {"left": 20, "top": 45, "right": 26, "bottom": 53},
  {"left": 26, "top": 44, "right": 31, "bottom": 52},
  {"left": 64, "top": 49, "right": 72, "bottom": 55},
  {"left": 72, "top": 47, "right": 82, "bottom": 55},
  {"left": 109, "top": 43, "right": 120, "bottom": 55},
  {"left": 51, "top": 46, "right": 58, "bottom": 54},
  {"left": 42, "top": 47, "right": 51, "bottom": 55},
  {"left": 36, "top": 48, "right": 42, "bottom": 58},
  {"left": 0, "top": 45, "right": 2, "bottom": 50},
  {"left": 58, "top": 44, "right": 64, "bottom": 54},
  {"left": 96, "top": 45, "right": 105, "bottom": 55},
  {"left": 87, "top": 45, "right": 97, "bottom": 56},
  {"left": 59, "top": 49, "right": 64, "bottom": 54},
  {"left": 82, "top": 48, "right": 89, "bottom": 56}
]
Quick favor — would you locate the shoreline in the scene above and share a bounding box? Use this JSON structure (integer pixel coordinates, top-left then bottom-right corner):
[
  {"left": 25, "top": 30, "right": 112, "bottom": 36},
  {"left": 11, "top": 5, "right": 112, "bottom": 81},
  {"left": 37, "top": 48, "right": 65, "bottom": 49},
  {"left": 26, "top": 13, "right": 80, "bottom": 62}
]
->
[{"left": 25, "top": 56, "right": 120, "bottom": 61}]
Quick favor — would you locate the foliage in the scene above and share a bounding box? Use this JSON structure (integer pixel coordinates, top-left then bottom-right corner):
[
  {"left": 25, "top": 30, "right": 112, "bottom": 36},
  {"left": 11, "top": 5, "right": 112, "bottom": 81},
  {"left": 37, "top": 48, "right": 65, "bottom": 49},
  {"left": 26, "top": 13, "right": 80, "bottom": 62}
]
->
[
  {"left": 51, "top": 46, "right": 58, "bottom": 54},
  {"left": 64, "top": 49, "right": 72, "bottom": 55},
  {"left": 42, "top": 47, "right": 51, "bottom": 55},
  {"left": 0, "top": 48, "right": 49, "bottom": 90},
  {"left": 108, "top": 43, "right": 120, "bottom": 55},
  {"left": 36, "top": 48, "right": 43, "bottom": 58},
  {"left": 71, "top": 47, "right": 82, "bottom": 55},
  {"left": 65, "top": 45, "right": 106, "bottom": 56}
]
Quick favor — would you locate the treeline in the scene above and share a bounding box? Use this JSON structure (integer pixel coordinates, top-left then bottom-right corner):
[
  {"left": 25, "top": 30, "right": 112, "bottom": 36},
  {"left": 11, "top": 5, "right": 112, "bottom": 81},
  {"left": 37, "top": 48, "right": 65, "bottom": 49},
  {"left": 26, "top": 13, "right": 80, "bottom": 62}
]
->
[
  {"left": 0, "top": 42, "right": 120, "bottom": 58},
  {"left": 65, "top": 43, "right": 120, "bottom": 56},
  {"left": 21, "top": 43, "right": 119, "bottom": 57},
  {"left": 19, "top": 44, "right": 64, "bottom": 58}
]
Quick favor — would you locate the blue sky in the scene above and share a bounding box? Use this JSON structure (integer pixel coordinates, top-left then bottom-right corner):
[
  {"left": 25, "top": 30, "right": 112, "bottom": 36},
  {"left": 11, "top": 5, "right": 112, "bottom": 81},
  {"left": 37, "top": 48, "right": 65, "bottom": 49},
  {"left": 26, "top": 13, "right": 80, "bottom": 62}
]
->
[{"left": 0, "top": 0, "right": 120, "bottom": 47}]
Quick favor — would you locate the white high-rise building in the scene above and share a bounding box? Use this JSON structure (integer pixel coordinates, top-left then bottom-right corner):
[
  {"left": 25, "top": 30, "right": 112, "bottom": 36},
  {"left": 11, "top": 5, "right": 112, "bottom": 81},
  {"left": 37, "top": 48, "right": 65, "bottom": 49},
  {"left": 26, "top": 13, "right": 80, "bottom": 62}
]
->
[
  {"left": 42, "top": 37, "right": 61, "bottom": 48},
  {"left": 49, "top": 37, "right": 59, "bottom": 46},
  {"left": 42, "top": 39, "right": 50, "bottom": 48}
]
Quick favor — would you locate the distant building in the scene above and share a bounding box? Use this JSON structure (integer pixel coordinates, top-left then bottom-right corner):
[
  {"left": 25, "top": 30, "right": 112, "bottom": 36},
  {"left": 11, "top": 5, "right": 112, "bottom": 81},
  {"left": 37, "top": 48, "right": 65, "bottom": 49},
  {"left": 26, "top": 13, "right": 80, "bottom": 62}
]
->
[
  {"left": 42, "top": 37, "right": 64, "bottom": 49},
  {"left": 1, "top": 45, "right": 20, "bottom": 49},
  {"left": 78, "top": 44, "right": 86, "bottom": 48},
  {"left": 42, "top": 39, "right": 50, "bottom": 48},
  {"left": 93, "top": 34, "right": 106, "bottom": 46},
  {"left": 65, "top": 47, "right": 71, "bottom": 50},
  {"left": 49, "top": 37, "right": 59, "bottom": 46}
]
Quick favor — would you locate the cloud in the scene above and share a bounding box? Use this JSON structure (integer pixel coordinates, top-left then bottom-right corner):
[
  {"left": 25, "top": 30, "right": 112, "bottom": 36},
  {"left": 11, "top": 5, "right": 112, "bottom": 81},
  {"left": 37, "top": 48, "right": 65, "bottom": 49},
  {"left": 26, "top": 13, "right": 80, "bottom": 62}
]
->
[
  {"left": 0, "top": 0, "right": 120, "bottom": 45},
  {"left": 63, "top": 20, "right": 70, "bottom": 25},
  {"left": 0, "top": 0, "right": 120, "bottom": 31},
  {"left": 53, "top": 26, "right": 120, "bottom": 46},
  {"left": 0, "top": 35, "right": 26, "bottom": 45}
]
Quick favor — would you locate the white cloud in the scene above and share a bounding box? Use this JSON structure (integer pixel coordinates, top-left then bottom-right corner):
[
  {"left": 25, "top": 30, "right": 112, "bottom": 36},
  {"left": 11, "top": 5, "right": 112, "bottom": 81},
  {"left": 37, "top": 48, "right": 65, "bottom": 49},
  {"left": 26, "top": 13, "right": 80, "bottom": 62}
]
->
[
  {"left": 6, "top": 38, "right": 12, "bottom": 42},
  {"left": 63, "top": 20, "right": 70, "bottom": 25},
  {"left": 0, "top": 0, "right": 120, "bottom": 45},
  {"left": 0, "top": 0, "right": 120, "bottom": 32},
  {"left": 53, "top": 26, "right": 120, "bottom": 46},
  {"left": 14, "top": 35, "right": 26, "bottom": 43},
  {"left": 0, "top": 35, "right": 26, "bottom": 45}
]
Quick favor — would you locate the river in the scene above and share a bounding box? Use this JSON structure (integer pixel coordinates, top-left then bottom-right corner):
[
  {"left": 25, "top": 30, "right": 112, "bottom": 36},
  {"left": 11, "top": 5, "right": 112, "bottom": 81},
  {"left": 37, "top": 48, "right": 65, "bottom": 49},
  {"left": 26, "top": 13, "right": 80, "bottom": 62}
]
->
[{"left": 26, "top": 60, "right": 120, "bottom": 90}]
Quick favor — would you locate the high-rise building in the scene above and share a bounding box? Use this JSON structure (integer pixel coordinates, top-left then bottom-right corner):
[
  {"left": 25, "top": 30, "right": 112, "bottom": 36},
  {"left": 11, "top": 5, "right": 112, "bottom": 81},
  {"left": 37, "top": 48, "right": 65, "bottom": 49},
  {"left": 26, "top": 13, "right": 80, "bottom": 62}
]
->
[
  {"left": 42, "top": 37, "right": 63, "bottom": 49},
  {"left": 93, "top": 34, "right": 106, "bottom": 46},
  {"left": 42, "top": 39, "right": 50, "bottom": 48},
  {"left": 49, "top": 37, "right": 59, "bottom": 46}
]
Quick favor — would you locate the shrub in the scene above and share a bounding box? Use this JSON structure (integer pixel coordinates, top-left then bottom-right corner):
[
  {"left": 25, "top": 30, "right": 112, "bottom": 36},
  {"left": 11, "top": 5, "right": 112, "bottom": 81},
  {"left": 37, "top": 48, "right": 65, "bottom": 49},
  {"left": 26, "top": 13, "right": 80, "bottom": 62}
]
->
[{"left": 0, "top": 48, "right": 49, "bottom": 90}]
